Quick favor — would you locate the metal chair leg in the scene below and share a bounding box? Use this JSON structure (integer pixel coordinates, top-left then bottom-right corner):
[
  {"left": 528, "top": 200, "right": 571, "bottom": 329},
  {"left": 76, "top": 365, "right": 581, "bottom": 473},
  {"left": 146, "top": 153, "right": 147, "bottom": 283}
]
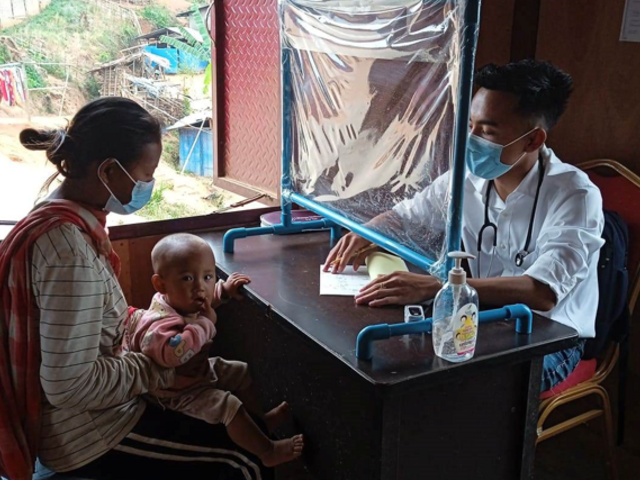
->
[
  {"left": 616, "top": 336, "right": 629, "bottom": 445},
  {"left": 597, "top": 385, "right": 618, "bottom": 480},
  {"left": 536, "top": 384, "right": 618, "bottom": 479}
]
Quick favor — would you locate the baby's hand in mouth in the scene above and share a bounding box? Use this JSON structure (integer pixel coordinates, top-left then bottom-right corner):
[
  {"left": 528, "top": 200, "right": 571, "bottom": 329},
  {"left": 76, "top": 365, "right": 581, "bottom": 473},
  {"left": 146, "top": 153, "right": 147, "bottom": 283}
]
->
[{"left": 197, "top": 298, "right": 216, "bottom": 323}]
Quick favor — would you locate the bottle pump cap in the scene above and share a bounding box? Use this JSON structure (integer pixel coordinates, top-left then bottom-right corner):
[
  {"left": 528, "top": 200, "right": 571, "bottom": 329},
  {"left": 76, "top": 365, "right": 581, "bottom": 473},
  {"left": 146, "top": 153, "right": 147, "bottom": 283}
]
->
[{"left": 448, "top": 251, "right": 476, "bottom": 285}]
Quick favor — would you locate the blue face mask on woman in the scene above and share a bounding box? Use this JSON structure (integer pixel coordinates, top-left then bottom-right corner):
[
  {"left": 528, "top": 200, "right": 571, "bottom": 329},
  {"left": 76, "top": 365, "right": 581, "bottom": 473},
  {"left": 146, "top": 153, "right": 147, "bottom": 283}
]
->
[
  {"left": 99, "top": 159, "right": 155, "bottom": 215},
  {"left": 466, "top": 128, "right": 538, "bottom": 180}
]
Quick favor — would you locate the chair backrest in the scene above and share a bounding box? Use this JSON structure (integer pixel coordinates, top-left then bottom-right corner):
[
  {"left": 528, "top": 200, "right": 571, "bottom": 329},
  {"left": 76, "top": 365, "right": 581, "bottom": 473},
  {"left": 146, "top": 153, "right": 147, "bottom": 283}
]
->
[{"left": 578, "top": 160, "right": 640, "bottom": 315}]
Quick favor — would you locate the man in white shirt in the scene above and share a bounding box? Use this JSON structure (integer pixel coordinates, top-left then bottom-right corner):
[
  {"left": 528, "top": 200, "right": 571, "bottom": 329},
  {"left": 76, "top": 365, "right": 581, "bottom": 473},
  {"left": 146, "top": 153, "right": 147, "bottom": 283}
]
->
[{"left": 324, "top": 60, "right": 605, "bottom": 390}]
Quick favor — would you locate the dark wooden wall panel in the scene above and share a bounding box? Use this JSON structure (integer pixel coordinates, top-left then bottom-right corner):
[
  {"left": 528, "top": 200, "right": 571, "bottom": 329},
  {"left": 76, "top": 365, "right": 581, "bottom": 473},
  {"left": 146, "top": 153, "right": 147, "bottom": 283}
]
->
[
  {"left": 476, "top": 0, "right": 516, "bottom": 68},
  {"left": 510, "top": 0, "right": 541, "bottom": 60},
  {"left": 112, "top": 235, "right": 162, "bottom": 309},
  {"left": 536, "top": 0, "right": 640, "bottom": 170},
  {"left": 536, "top": 0, "right": 640, "bottom": 380}
]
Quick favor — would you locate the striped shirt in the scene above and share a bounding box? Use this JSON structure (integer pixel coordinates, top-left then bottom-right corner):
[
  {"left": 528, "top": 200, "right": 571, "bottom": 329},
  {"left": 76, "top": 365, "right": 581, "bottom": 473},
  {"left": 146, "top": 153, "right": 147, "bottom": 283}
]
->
[{"left": 32, "top": 221, "right": 174, "bottom": 472}]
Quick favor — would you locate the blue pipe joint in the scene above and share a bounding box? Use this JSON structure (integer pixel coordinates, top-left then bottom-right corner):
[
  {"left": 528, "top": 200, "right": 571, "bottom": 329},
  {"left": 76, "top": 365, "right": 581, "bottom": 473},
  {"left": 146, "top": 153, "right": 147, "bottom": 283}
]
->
[
  {"left": 476, "top": 304, "right": 533, "bottom": 334},
  {"left": 273, "top": 220, "right": 329, "bottom": 235},
  {"left": 356, "top": 324, "right": 391, "bottom": 361},
  {"left": 330, "top": 223, "right": 342, "bottom": 244},
  {"left": 506, "top": 303, "right": 533, "bottom": 334},
  {"left": 223, "top": 226, "right": 271, "bottom": 253},
  {"left": 355, "top": 304, "right": 532, "bottom": 361},
  {"left": 356, "top": 319, "right": 432, "bottom": 361},
  {"left": 223, "top": 220, "right": 338, "bottom": 253}
]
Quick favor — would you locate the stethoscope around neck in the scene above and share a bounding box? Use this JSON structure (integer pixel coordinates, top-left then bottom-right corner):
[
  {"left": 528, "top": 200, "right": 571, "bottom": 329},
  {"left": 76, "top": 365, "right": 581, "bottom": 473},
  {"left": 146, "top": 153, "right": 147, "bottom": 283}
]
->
[{"left": 476, "top": 153, "right": 545, "bottom": 278}]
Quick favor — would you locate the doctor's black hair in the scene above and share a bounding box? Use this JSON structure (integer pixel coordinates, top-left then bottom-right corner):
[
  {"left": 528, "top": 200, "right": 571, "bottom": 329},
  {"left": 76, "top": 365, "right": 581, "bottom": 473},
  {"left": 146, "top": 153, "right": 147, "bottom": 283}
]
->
[
  {"left": 20, "top": 97, "right": 162, "bottom": 181},
  {"left": 475, "top": 59, "right": 573, "bottom": 130}
]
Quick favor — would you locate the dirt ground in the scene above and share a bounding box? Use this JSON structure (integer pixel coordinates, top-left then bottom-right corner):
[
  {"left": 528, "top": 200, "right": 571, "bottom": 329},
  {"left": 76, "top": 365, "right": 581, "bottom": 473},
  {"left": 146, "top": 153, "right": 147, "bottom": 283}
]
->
[
  {"left": 0, "top": 116, "right": 265, "bottom": 227},
  {"left": 0, "top": 118, "right": 63, "bottom": 222}
]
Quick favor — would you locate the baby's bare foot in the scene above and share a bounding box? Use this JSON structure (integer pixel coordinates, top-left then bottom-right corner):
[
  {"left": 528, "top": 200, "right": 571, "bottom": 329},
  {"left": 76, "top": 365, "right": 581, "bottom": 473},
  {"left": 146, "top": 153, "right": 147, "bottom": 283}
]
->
[
  {"left": 264, "top": 401, "right": 291, "bottom": 432},
  {"left": 261, "top": 435, "right": 304, "bottom": 467}
]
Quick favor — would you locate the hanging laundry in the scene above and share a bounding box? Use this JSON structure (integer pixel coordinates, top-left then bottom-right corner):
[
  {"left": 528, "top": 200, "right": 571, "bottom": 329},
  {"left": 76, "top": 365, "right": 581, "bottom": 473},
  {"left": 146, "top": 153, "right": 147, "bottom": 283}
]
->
[
  {"left": 6, "top": 71, "right": 16, "bottom": 106},
  {"left": 0, "top": 71, "right": 9, "bottom": 105},
  {"left": 0, "top": 64, "right": 28, "bottom": 107},
  {"left": 15, "top": 68, "right": 27, "bottom": 103}
]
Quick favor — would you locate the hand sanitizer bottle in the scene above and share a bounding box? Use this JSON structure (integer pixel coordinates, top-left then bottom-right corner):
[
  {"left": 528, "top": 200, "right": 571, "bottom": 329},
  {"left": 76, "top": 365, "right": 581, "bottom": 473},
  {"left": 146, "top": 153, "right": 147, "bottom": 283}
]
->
[{"left": 432, "top": 252, "right": 479, "bottom": 363}]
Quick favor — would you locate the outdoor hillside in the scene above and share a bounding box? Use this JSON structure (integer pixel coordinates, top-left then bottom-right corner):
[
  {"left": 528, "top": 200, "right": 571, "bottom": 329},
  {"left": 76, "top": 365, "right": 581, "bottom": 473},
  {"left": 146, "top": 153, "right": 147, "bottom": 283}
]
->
[
  {"left": 0, "top": 0, "right": 206, "bottom": 116},
  {"left": 0, "top": 0, "right": 250, "bottom": 225}
]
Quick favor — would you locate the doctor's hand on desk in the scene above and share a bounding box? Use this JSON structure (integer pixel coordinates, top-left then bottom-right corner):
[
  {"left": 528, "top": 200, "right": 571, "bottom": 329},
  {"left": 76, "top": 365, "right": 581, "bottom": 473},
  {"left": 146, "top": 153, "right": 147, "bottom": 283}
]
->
[
  {"left": 323, "top": 232, "right": 374, "bottom": 274},
  {"left": 355, "top": 272, "right": 441, "bottom": 307}
]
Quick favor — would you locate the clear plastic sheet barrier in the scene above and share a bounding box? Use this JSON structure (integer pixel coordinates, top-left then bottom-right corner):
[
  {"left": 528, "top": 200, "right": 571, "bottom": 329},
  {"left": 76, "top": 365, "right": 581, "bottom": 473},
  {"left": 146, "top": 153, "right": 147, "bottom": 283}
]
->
[{"left": 282, "top": 0, "right": 475, "bottom": 275}]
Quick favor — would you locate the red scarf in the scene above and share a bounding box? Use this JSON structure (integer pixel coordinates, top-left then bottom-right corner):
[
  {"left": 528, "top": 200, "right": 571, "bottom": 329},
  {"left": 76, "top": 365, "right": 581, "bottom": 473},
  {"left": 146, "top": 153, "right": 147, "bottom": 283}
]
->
[{"left": 0, "top": 200, "right": 119, "bottom": 480}]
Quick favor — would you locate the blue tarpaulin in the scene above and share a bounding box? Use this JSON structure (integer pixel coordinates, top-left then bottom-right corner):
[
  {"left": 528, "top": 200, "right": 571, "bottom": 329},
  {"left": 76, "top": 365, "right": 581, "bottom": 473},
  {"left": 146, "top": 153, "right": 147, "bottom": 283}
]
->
[
  {"left": 178, "top": 127, "right": 213, "bottom": 176},
  {"left": 144, "top": 45, "right": 208, "bottom": 74},
  {"left": 167, "top": 111, "right": 213, "bottom": 177}
]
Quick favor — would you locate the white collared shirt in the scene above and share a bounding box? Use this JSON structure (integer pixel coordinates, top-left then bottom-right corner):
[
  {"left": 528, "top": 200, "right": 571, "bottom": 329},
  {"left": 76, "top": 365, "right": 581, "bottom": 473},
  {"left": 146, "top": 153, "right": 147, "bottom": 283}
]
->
[{"left": 393, "top": 146, "right": 605, "bottom": 338}]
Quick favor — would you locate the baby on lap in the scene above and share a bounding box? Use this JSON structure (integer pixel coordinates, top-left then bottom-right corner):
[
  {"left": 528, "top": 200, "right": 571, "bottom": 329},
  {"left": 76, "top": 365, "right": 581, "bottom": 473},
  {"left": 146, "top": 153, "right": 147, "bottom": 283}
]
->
[{"left": 125, "top": 233, "right": 303, "bottom": 467}]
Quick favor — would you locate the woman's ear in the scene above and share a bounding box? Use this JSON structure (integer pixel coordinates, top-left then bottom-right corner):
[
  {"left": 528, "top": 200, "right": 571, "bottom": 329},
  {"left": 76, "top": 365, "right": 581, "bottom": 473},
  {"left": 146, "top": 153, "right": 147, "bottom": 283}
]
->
[
  {"left": 151, "top": 274, "right": 166, "bottom": 294},
  {"left": 98, "top": 158, "right": 118, "bottom": 185}
]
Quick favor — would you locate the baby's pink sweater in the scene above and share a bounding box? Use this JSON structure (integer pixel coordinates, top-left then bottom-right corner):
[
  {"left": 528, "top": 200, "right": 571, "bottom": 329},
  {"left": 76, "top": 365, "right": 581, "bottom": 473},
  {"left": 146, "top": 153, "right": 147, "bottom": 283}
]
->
[{"left": 127, "top": 284, "right": 225, "bottom": 392}]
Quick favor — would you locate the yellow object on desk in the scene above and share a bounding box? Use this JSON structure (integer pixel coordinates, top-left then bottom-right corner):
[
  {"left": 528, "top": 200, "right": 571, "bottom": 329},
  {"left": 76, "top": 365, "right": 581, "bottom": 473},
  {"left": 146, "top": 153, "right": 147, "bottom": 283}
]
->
[
  {"left": 319, "top": 252, "right": 409, "bottom": 296},
  {"left": 365, "top": 252, "right": 409, "bottom": 279}
]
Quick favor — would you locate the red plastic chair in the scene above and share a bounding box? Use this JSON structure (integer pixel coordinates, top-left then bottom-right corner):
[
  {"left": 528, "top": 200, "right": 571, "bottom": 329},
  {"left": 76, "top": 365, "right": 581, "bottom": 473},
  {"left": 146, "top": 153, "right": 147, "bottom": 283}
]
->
[{"left": 536, "top": 160, "right": 640, "bottom": 480}]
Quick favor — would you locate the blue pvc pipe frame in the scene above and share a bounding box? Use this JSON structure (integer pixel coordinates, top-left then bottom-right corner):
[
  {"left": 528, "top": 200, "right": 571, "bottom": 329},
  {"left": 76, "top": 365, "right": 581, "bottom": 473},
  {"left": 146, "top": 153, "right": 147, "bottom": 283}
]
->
[
  {"left": 355, "top": 304, "right": 534, "bottom": 361},
  {"left": 223, "top": 0, "right": 483, "bottom": 272},
  {"left": 223, "top": 41, "right": 342, "bottom": 253}
]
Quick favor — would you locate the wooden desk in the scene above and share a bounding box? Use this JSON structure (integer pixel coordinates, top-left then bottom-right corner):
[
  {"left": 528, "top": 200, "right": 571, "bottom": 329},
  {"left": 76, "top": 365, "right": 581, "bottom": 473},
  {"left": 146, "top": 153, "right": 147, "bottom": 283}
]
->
[{"left": 200, "top": 230, "right": 578, "bottom": 480}]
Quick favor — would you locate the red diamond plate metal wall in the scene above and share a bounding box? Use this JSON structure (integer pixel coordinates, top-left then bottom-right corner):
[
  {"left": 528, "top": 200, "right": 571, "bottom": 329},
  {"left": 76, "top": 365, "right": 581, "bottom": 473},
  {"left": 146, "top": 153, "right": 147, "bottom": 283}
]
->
[{"left": 217, "top": 0, "right": 281, "bottom": 196}]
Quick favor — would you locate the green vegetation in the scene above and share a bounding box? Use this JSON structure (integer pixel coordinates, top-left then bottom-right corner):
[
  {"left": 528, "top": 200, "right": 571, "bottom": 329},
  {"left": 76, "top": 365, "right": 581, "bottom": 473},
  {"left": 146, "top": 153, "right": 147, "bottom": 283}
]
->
[
  {"left": 160, "top": 6, "right": 212, "bottom": 94},
  {"left": 0, "top": 44, "right": 46, "bottom": 88},
  {"left": 0, "top": 44, "right": 11, "bottom": 64},
  {"left": 183, "top": 89, "right": 193, "bottom": 116},
  {"left": 160, "top": 28, "right": 209, "bottom": 63},
  {"left": 3, "top": 0, "right": 139, "bottom": 77},
  {"left": 97, "top": 22, "right": 138, "bottom": 63},
  {"left": 138, "top": 182, "right": 198, "bottom": 221},
  {"left": 141, "top": 5, "right": 175, "bottom": 29},
  {"left": 162, "top": 131, "right": 181, "bottom": 171},
  {"left": 84, "top": 75, "right": 101, "bottom": 100},
  {"left": 2, "top": 2, "right": 216, "bottom": 222},
  {"left": 25, "top": 64, "right": 46, "bottom": 89},
  {"left": 5, "top": 0, "right": 91, "bottom": 35},
  {"left": 31, "top": 51, "right": 66, "bottom": 79}
]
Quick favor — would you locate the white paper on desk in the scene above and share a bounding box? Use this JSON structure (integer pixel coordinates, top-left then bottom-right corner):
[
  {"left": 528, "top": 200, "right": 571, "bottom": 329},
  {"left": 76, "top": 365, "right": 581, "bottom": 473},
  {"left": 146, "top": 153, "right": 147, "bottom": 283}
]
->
[
  {"left": 319, "top": 265, "right": 371, "bottom": 296},
  {"left": 621, "top": 0, "right": 640, "bottom": 42}
]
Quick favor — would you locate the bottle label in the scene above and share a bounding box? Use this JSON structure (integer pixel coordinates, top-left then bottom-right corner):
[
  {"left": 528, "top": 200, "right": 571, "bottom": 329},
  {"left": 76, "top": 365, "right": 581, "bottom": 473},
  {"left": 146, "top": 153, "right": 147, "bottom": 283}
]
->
[{"left": 453, "top": 303, "right": 478, "bottom": 356}]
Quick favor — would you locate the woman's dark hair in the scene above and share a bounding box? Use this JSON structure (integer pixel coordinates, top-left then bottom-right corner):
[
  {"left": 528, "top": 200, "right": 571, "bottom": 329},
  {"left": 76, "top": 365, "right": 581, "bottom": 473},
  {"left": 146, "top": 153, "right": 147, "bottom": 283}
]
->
[
  {"left": 475, "top": 59, "right": 574, "bottom": 130},
  {"left": 20, "top": 97, "right": 162, "bottom": 182}
]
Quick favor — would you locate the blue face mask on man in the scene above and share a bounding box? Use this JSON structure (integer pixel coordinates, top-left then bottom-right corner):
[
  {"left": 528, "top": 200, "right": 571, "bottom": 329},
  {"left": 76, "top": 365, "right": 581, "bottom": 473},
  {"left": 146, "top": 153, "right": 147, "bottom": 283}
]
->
[
  {"left": 99, "top": 159, "right": 155, "bottom": 215},
  {"left": 466, "top": 128, "right": 538, "bottom": 180}
]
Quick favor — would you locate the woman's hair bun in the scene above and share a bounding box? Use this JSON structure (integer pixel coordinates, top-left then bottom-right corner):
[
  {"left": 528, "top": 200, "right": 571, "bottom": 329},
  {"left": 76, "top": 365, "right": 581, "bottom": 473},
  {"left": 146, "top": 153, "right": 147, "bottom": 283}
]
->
[
  {"left": 20, "top": 127, "right": 69, "bottom": 168},
  {"left": 20, "top": 128, "right": 55, "bottom": 151}
]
